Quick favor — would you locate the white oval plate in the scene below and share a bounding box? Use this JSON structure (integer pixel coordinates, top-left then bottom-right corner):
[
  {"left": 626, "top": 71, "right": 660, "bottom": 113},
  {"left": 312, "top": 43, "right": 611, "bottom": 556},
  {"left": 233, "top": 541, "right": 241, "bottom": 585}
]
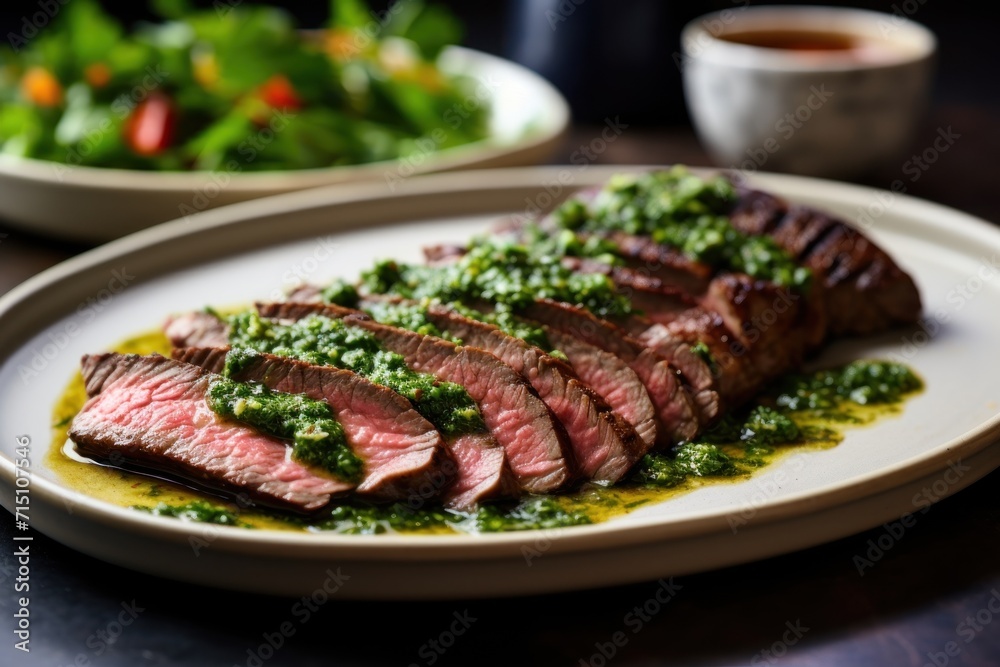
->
[
  {"left": 0, "top": 47, "right": 569, "bottom": 243},
  {"left": 1, "top": 166, "right": 998, "bottom": 600}
]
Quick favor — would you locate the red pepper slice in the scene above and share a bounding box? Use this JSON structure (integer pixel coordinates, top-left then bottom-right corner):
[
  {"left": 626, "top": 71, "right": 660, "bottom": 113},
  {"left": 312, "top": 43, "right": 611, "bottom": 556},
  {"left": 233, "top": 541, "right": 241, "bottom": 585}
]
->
[{"left": 123, "top": 92, "right": 176, "bottom": 157}]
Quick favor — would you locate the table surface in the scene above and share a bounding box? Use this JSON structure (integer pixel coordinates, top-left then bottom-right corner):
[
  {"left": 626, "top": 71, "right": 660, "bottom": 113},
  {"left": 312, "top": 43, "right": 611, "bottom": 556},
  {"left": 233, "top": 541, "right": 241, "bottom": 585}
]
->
[{"left": 2, "top": 108, "right": 1000, "bottom": 666}]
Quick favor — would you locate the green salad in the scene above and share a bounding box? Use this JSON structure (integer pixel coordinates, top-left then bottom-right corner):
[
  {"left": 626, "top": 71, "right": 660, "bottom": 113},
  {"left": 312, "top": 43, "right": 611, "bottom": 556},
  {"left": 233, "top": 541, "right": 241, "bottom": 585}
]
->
[{"left": 0, "top": 0, "right": 490, "bottom": 171}]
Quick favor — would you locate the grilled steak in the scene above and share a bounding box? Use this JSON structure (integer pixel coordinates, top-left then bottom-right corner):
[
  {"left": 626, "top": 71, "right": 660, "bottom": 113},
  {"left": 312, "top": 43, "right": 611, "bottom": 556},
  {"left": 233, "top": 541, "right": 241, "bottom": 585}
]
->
[
  {"left": 167, "top": 311, "right": 522, "bottom": 506},
  {"left": 445, "top": 431, "right": 522, "bottom": 509},
  {"left": 256, "top": 301, "right": 575, "bottom": 494},
  {"left": 521, "top": 299, "right": 705, "bottom": 443},
  {"left": 729, "top": 188, "right": 921, "bottom": 336},
  {"left": 173, "top": 347, "right": 458, "bottom": 504},
  {"left": 164, "top": 311, "right": 229, "bottom": 348},
  {"left": 409, "top": 301, "right": 649, "bottom": 482},
  {"left": 69, "top": 353, "right": 350, "bottom": 514},
  {"left": 277, "top": 287, "right": 662, "bottom": 455},
  {"left": 541, "top": 327, "right": 659, "bottom": 450}
]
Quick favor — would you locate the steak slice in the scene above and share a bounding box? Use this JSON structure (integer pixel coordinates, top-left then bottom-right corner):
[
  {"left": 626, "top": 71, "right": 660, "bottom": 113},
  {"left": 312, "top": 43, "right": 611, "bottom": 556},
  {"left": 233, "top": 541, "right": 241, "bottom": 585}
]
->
[
  {"left": 173, "top": 347, "right": 457, "bottom": 505},
  {"left": 168, "top": 313, "right": 520, "bottom": 507},
  {"left": 730, "top": 188, "right": 922, "bottom": 336},
  {"left": 541, "top": 327, "right": 658, "bottom": 450},
  {"left": 445, "top": 431, "right": 521, "bottom": 509},
  {"left": 521, "top": 299, "right": 704, "bottom": 444},
  {"left": 600, "top": 231, "right": 714, "bottom": 295},
  {"left": 414, "top": 302, "right": 649, "bottom": 482},
  {"left": 69, "top": 353, "right": 351, "bottom": 514},
  {"left": 164, "top": 311, "right": 229, "bottom": 348},
  {"left": 256, "top": 301, "right": 575, "bottom": 494}
]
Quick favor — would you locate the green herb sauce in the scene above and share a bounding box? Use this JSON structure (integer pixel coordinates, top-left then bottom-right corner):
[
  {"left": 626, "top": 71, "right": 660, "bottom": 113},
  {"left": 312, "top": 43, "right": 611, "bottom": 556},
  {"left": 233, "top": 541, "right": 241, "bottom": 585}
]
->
[
  {"left": 359, "top": 301, "right": 456, "bottom": 341},
  {"left": 360, "top": 237, "right": 632, "bottom": 319},
  {"left": 631, "top": 361, "right": 921, "bottom": 489},
  {"left": 227, "top": 311, "right": 486, "bottom": 437},
  {"left": 774, "top": 360, "right": 923, "bottom": 411},
  {"left": 320, "top": 279, "right": 359, "bottom": 309},
  {"left": 207, "top": 374, "right": 362, "bottom": 482},
  {"left": 553, "top": 167, "right": 811, "bottom": 289},
  {"left": 133, "top": 501, "right": 246, "bottom": 526},
  {"left": 52, "top": 328, "right": 924, "bottom": 535},
  {"left": 347, "top": 298, "right": 556, "bottom": 355}
]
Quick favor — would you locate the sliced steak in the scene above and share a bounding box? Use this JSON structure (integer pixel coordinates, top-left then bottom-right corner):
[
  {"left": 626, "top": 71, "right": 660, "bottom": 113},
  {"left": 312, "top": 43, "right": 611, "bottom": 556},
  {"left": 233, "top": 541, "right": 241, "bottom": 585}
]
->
[
  {"left": 415, "top": 303, "right": 649, "bottom": 482},
  {"left": 164, "top": 311, "right": 229, "bottom": 348},
  {"left": 622, "top": 274, "right": 817, "bottom": 407},
  {"left": 69, "top": 353, "right": 350, "bottom": 514},
  {"left": 600, "top": 231, "right": 714, "bottom": 295},
  {"left": 541, "top": 327, "right": 658, "bottom": 450},
  {"left": 730, "top": 188, "right": 922, "bottom": 336},
  {"left": 173, "top": 347, "right": 458, "bottom": 505},
  {"left": 165, "top": 311, "right": 230, "bottom": 349},
  {"left": 521, "top": 299, "right": 704, "bottom": 443},
  {"left": 446, "top": 431, "right": 521, "bottom": 509},
  {"left": 256, "top": 301, "right": 575, "bottom": 494}
]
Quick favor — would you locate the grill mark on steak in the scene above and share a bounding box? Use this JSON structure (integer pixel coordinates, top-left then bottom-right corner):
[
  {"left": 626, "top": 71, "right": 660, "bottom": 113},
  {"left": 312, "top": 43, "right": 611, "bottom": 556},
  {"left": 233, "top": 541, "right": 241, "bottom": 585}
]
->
[
  {"left": 730, "top": 188, "right": 922, "bottom": 336},
  {"left": 411, "top": 301, "right": 649, "bottom": 482},
  {"left": 173, "top": 347, "right": 465, "bottom": 506},
  {"left": 70, "top": 353, "right": 351, "bottom": 514},
  {"left": 256, "top": 301, "right": 575, "bottom": 494},
  {"left": 521, "top": 299, "right": 702, "bottom": 445},
  {"left": 584, "top": 231, "right": 714, "bottom": 296}
]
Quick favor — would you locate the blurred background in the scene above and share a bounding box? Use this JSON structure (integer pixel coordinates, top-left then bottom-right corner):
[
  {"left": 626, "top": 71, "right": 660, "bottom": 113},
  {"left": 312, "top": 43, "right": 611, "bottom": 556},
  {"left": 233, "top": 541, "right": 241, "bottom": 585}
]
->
[{"left": 0, "top": 0, "right": 995, "bottom": 219}]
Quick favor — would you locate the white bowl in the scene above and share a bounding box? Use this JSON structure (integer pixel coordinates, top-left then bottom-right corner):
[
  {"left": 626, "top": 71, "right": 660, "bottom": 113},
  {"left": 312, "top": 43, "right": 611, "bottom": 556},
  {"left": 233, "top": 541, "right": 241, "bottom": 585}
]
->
[
  {"left": 0, "top": 47, "right": 570, "bottom": 243},
  {"left": 681, "top": 6, "right": 936, "bottom": 180}
]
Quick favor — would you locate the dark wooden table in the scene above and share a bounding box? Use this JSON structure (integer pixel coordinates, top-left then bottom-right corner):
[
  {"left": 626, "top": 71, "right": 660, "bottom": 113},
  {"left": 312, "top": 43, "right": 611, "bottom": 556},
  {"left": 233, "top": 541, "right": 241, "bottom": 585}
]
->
[{"left": 2, "top": 109, "right": 1000, "bottom": 666}]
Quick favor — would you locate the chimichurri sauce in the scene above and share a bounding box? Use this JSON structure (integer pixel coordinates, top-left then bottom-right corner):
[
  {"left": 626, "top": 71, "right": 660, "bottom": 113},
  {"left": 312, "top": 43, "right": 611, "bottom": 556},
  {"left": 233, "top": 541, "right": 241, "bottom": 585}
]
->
[
  {"left": 553, "top": 167, "right": 811, "bottom": 289},
  {"left": 360, "top": 238, "right": 633, "bottom": 319},
  {"left": 49, "top": 328, "right": 923, "bottom": 535},
  {"left": 206, "top": 372, "right": 362, "bottom": 482},
  {"left": 227, "top": 310, "right": 486, "bottom": 438}
]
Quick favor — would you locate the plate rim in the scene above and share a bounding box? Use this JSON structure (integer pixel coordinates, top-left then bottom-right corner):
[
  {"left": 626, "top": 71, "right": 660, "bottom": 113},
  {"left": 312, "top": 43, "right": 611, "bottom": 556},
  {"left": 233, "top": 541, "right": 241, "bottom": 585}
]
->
[{"left": 1, "top": 165, "right": 998, "bottom": 564}]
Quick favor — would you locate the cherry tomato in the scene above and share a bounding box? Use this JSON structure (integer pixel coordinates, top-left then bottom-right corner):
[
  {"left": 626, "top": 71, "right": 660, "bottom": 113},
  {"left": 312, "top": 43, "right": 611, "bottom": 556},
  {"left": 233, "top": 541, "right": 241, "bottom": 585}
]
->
[
  {"left": 258, "top": 75, "right": 302, "bottom": 111},
  {"left": 123, "top": 92, "right": 176, "bottom": 157}
]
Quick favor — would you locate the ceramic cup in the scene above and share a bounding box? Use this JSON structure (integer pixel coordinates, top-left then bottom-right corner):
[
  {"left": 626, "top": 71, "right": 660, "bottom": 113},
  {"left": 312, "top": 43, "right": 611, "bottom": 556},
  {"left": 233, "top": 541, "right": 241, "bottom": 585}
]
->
[{"left": 681, "top": 6, "right": 936, "bottom": 180}]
